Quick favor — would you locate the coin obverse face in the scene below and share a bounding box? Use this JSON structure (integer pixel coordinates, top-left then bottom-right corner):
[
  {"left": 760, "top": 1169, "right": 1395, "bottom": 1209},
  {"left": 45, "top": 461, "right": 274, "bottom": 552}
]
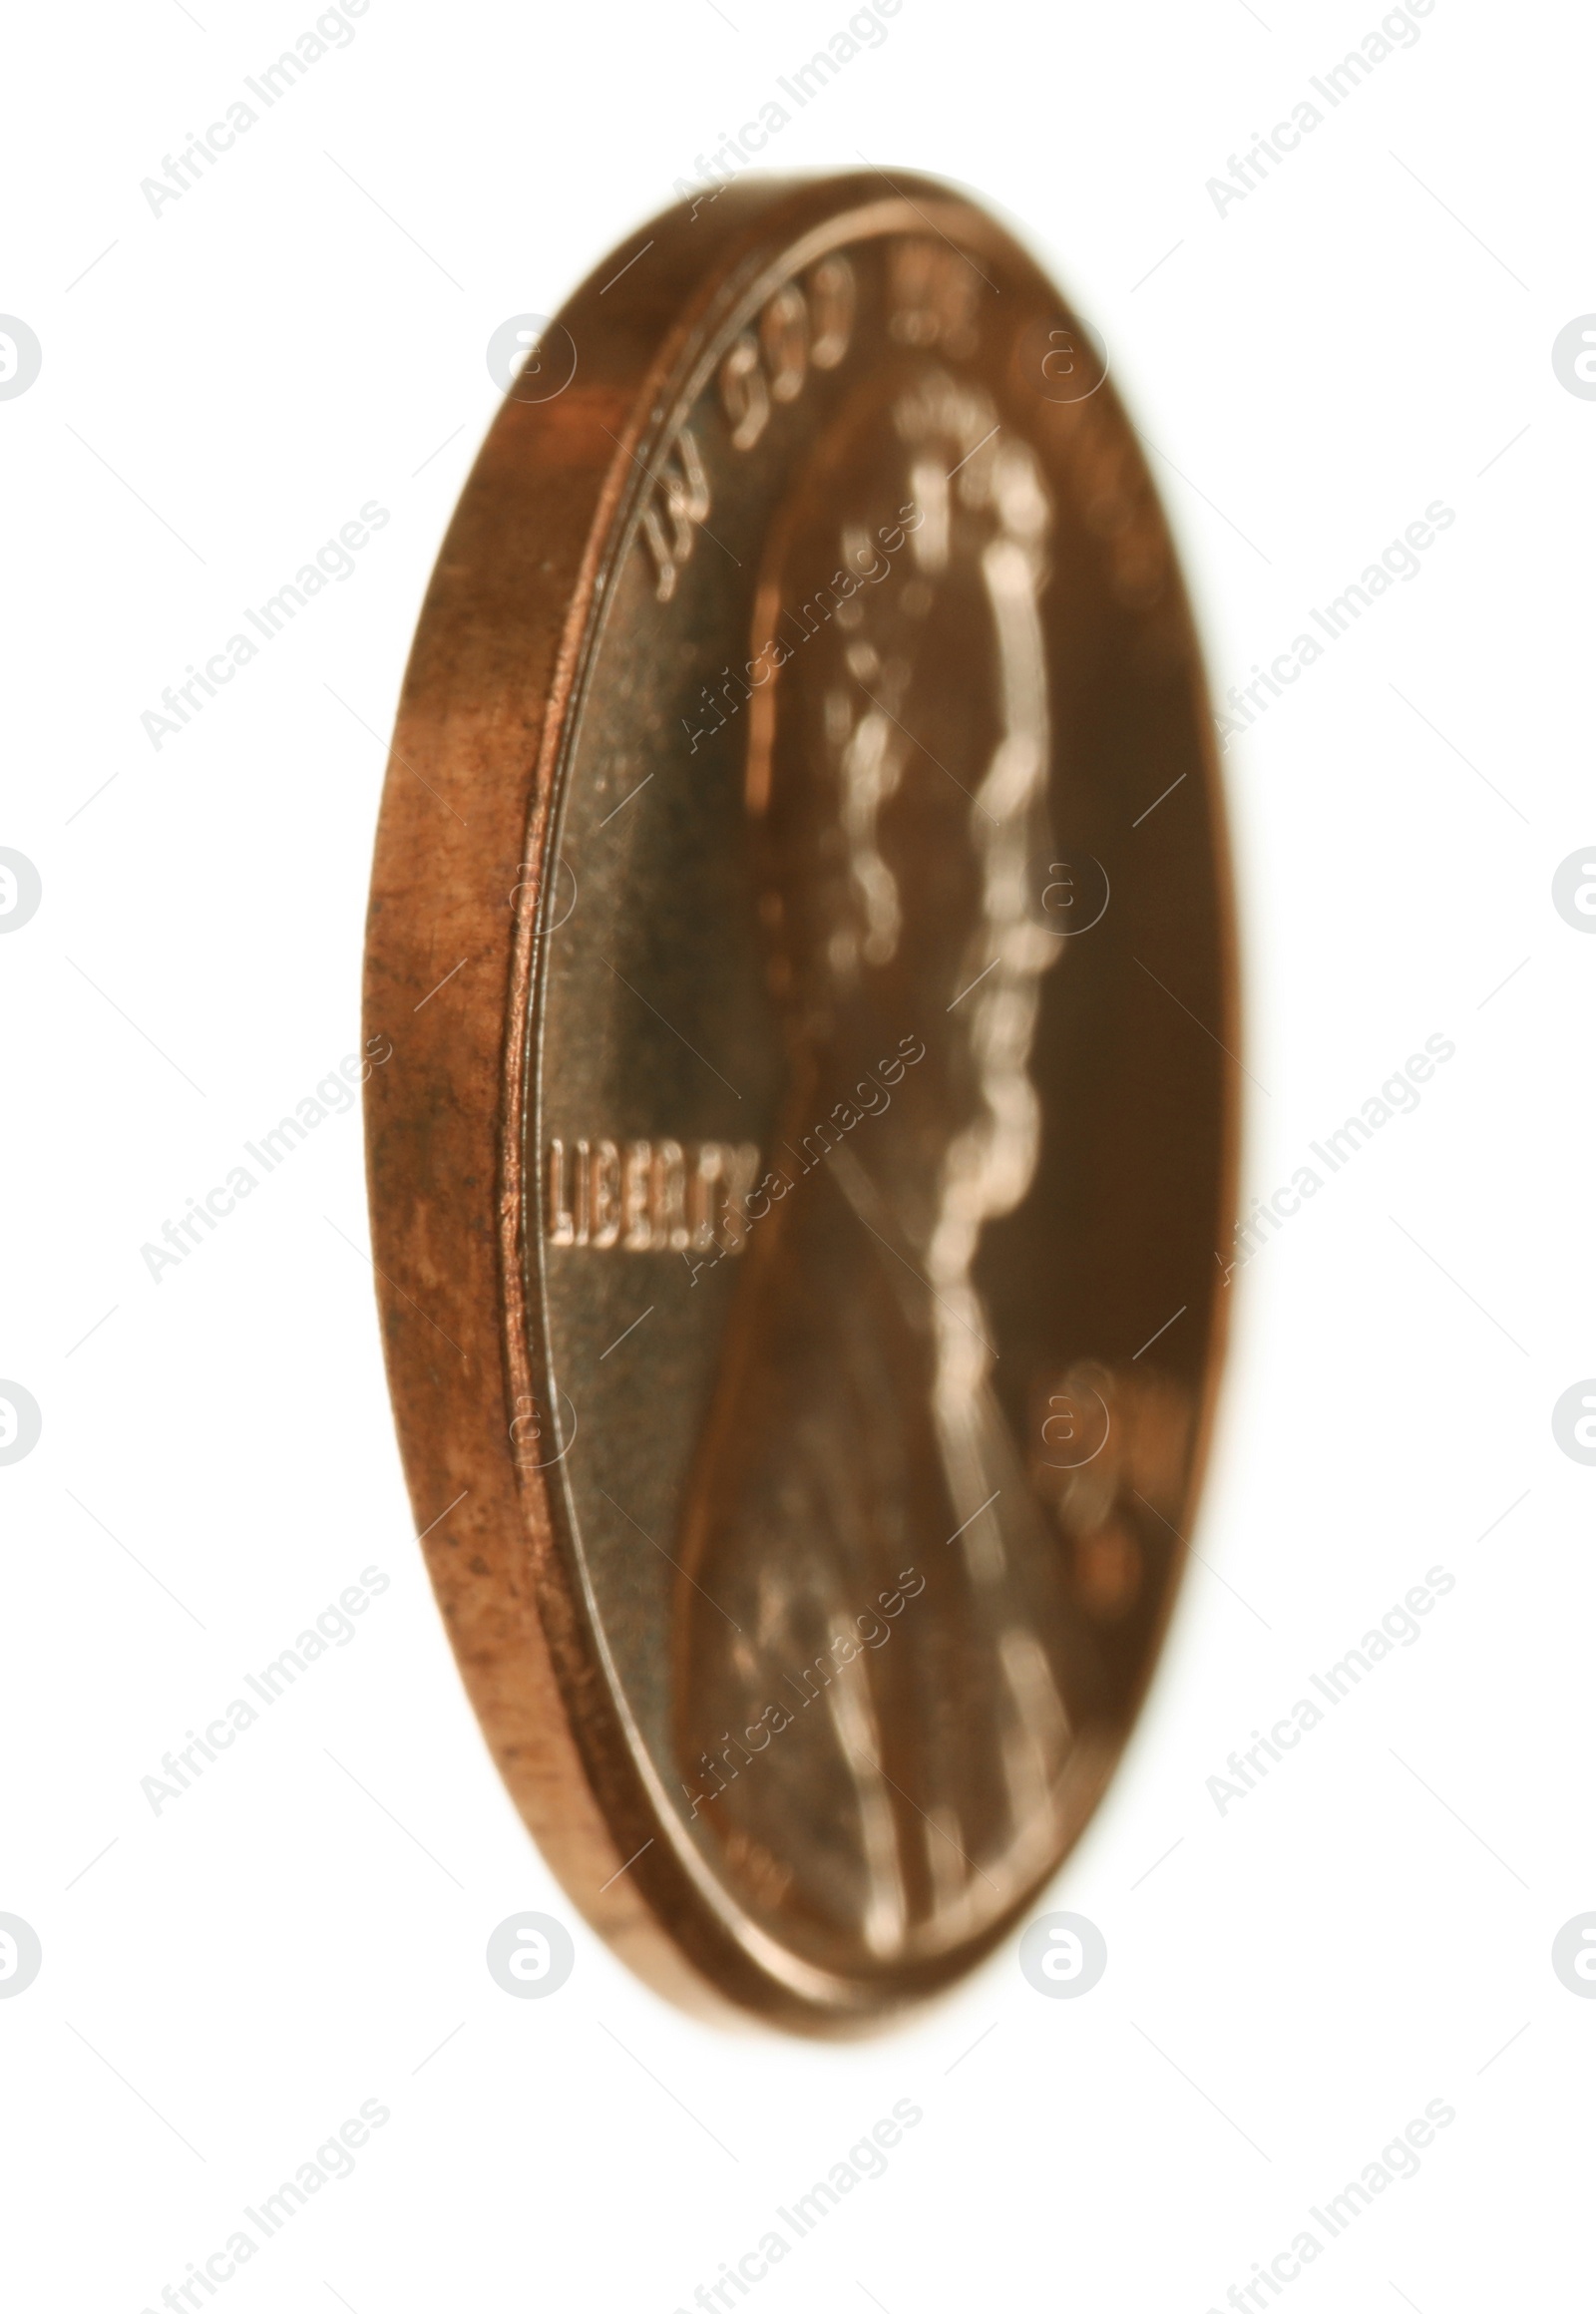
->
[{"left": 364, "top": 172, "right": 1238, "bottom": 2029}]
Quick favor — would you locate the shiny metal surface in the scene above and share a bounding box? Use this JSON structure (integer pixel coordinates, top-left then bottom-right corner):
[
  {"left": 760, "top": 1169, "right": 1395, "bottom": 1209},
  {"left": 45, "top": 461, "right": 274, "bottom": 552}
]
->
[{"left": 363, "top": 171, "right": 1238, "bottom": 2028}]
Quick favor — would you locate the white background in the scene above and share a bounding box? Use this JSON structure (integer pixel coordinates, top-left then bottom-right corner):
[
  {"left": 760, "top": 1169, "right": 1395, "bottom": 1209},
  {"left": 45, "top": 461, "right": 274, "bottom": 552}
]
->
[{"left": 2, "top": 1, "right": 1590, "bottom": 2308}]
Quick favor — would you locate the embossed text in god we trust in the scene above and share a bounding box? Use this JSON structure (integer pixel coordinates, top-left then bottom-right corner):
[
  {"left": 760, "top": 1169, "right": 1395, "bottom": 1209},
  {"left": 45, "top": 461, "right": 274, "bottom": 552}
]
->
[
  {"left": 545, "top": 1137, "right": 759, "bottom": 1252},
  {"left": 636, "top": 238, "right": 981, "bottom": 604}
]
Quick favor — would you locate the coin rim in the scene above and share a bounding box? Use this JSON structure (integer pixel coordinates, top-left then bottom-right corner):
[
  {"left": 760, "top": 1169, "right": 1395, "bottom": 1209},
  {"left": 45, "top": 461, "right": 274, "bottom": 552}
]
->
[{"left": 363, "top": 170, "right": 1241, "bottom": 2031}]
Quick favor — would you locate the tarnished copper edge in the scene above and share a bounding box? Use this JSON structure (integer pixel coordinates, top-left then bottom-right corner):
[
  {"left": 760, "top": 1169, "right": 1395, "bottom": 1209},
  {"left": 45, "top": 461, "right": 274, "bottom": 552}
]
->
[
  {"left": 1106, "top": 575, "right": 1243, "bottom": 1740},
  {"left": 1063, "top": 285, "right": 1245, "bottom": 1736},
  {"left": 363, "top": 170, "right": 1241, "bottom": 2030}
]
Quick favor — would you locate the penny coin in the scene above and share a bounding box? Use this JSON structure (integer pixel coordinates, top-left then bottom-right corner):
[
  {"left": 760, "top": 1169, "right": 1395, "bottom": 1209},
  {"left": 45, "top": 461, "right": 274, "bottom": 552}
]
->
[{"left": 363, "top": 171, "right": 1238, "bottom": 2028}]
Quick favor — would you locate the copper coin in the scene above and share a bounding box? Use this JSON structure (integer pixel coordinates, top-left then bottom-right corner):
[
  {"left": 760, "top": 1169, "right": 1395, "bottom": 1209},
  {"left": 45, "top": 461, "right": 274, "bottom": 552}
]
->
[{"left": 363, "top": 171, "right": 1238, "bottom": 2029}]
